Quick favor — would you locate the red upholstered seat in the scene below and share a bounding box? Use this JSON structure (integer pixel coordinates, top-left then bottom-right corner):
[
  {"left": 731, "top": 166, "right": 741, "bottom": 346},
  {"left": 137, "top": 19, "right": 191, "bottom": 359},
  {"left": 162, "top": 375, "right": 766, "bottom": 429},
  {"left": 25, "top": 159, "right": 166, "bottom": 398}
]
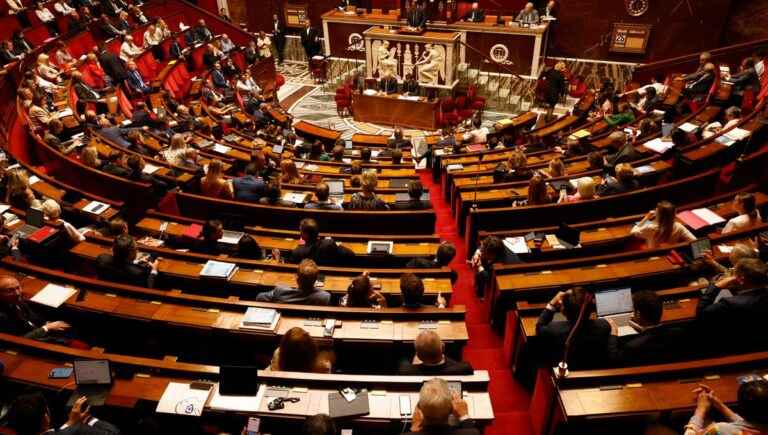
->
[
  {"left": 117, "top": 86, "right": 135, "bottom": 118},
  {"left": 231, "top": 51, "right": 246, "bottom": 72},
  {"left": 275, "top": 73, "right": 285, "bottom": 89},
  {"left": 438, "top": 97, "right": 459, "bottom": 126},
  {"left": 467, "top": 85, "right": 486, "bottom": 111},
  {"left": 335, "top": 86, "right": 352, "bottom": 117},
  {"left": 455, "top": 96, "right": 475, "bottom": 120},
  {"left": 456, "top": 1, "right": 473, "bottom": 19}
]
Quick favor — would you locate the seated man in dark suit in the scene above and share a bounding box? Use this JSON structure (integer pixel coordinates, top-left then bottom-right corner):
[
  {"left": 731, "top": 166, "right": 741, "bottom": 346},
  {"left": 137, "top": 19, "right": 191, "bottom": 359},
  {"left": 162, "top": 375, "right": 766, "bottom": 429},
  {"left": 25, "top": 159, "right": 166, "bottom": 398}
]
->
[
  {"left": 399, "top": 330, "right": 473, "bottom": 375},
  {"left": 388, "top": 127, "right": 412, "bottom": 149},
  {"left": 463, "top": 2, "right": 485, "bottom": 22},
  {"left": 405, "top": 0, "right": 427, "bottom": 29},
  {"left": 403, "top": 73, "right": 420, "bottom": 95},
  {"left": 305, "top": 182, "right": 343, "bottom": 210},
  {"left": 399, "top": 273, "right": 446, "bottom": 308},
  {"left": 697, "top": 258, "right": 768, "bottom": 352},
  {"left": 604, "top": 131, "right": 640, "bottom": 167},
  {"left": 536, "top": 286, "right": 611, "bottom": 370},
  {"left": 379, "top": 74, "right": 399, "bottom": 94},
  {"left": 471, "top": 235, "right": 520, "bottom": 298},
  {"left": 394, "top": 180, "right": 431, "bottom": 210},
  {"left": 255, "top": 259, "right": 331, "bottom": 305},
  {"left": 596, "top": 163, "right": 639, "bottom": 196},
  {"left": 607, "top": 290, "right": 687, "bottom": 366},
  {"left": 7, "top": 393, "right": 121, "bottom": 435},
  {"left": 0, "top": 275, "right": 72, "bottom": 342},
  {"left": 407, "top": 242, "right": 458, "bottom": 285},
  {"left": 125, "top": 61, "right": 151, "bottom": 94},
  {"left": 95, "top": 234, "right": 158, "bottom": 288},
  {"left": 194, "top": 219, "right": 224, "bottom": 255},
  {"left": 194, "top": 19, "right": 213, "bottom": 43},
  {"left": 683, "top": 62, "right": 716, "bottom": 100},
  {"left": 406, "top": 379, "right": 479, "bottom": 435}
]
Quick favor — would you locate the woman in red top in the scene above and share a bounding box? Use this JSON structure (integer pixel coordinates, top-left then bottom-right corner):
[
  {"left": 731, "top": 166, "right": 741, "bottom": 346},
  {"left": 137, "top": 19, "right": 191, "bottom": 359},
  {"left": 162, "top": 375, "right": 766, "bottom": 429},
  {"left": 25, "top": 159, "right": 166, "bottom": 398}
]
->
[{"left": 81, "top": 53, "right": 107, "bottom": 90}]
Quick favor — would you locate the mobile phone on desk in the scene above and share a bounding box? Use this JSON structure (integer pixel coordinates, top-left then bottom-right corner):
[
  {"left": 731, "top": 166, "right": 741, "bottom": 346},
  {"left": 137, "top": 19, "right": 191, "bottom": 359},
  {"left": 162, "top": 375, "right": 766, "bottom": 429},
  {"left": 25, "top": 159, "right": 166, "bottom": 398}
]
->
[{"left": 49, "top": 367, "right": 73, "bottom": 379}]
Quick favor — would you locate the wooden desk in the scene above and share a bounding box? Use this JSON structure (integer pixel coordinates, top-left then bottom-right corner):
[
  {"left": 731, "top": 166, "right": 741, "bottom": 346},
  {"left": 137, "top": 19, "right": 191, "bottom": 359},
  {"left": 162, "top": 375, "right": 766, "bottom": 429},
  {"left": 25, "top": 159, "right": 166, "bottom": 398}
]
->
[
  {"left": 352, "top": 93, "right": 439, "bottom": 130},
  {"left": 294, "top": 120, "right": 342, "bottom": 143}
]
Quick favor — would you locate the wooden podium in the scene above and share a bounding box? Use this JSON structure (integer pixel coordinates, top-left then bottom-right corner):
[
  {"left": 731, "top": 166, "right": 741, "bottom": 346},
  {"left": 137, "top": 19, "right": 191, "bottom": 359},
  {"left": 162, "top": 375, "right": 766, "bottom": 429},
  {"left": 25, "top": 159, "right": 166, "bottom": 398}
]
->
[{"left": 363, "top": 27, "right": 461, "bottom": 90}]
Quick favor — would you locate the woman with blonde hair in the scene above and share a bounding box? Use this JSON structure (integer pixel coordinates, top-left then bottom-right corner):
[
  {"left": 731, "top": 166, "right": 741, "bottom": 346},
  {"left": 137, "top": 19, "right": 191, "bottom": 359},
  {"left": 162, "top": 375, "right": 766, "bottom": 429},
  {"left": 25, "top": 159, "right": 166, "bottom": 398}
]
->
[
  {"left": 560, "top": 176, "right": 595, "bottom": 203},
  {"left": 349, "top": 171, "right": 388, "bottom": 210},
  {"left": 279, "top": 159, "right": 302, "bottom": 185},
  {"left": 81, "top": 146, "right": 103, "bottom": 169},
  {"left": 41, "top": 199, "right": 85, "bottom": 243},
  {"left": 631, "top": 201, "right": 695, "bottom": 248},
  {"left": 200, "top": 159, "right": 233, "bottom": 199},
  {"left": 36, "top": 53, "right": 61, "bottom": 83},
  {"left": 161, "top": 133, "right": 189, "bottom": 166}
]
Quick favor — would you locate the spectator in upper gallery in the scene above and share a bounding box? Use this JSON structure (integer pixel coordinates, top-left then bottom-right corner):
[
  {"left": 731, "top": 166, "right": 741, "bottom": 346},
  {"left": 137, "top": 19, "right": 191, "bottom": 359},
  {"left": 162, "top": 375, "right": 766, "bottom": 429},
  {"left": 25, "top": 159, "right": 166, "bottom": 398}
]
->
[
  {"left": 536, "top": 286, "right": 611, "bottom": 369},
  {"left": 54, "top": 41, "right": 76, "bottom": 70},
  {"left": 44, "top": 119, "right": 77, "bottom": 154},
  {"left": 35, "top": 2, "right": 60, "bottom": 36},
  {"left": 398, "top": 273, "right": 447, "bottom": 309},
  {"left": 219, "top": 33, "right": 235, "bottom": 53},
  {"left": 126, "top": 61, "right": 151, "bottom": 94},
  {"left": 631, "top": 200, "right": 696, "bottom": 249},
  {"left": 394, "top": 180, "right": 431, "bottom": 210},
  {"left": 81, "top": 51, "right": 109, "bottom": 89},
  {"left": 407, "top": 242, "right": 458, "bottom": 284},
  {"left": 194, "top": 19, "right": 213, "bottom": 42},
  {"left": 305, "top": 182, "right": 343, "bottom": 210},
  {"left": 119, "top": 35, "right": 142, "bottom": 62},
  {"left": 722, "top": 192, "right": 761, "bottom": 234},
  {"left": 40, "top": 199, "right": 86, "bottom": 244},
  {"left": 0, "top": 40, "right": 21, "bottom": 67},
  {"left": 515, "top": 2, "right": 539, "bottom": 24},
  {"left": 0, "top": 275, "right": 73, "bottom": 342},
  {"left": 340, "top": 272, "right": 387, "bottom": 308},
  {"left": 6, "top": 394, "right": 121, "bottom": 435},
  {"left": 303, "top": 414, "right": 336, "bottom": 435},
  {"left": 211, "top": 61, "right": 230, "bottom": 90},
  {"left": 95, "top": 234, "right": 159, "bottom": 288},
  {"left": 114, "top": 10, "right": 131, "bottom": 32},
  {"left": 682, "top": 380, "right": 768, "bottom": 435},
  {"left": 607, "top": 290, "right": 688, "bottom": 366},
  {"left": 36, "top": 54, "right": 62, "bottom": 84},
  {"left": 256, "top": 259, "right": 331, "bottom": 305},
  {"left": 596, "top": 163, "right": 638, "bottom": 196},
  {"left": 463, "top": 2, "right": 485, "bottom": 22},
  {"left": 244, "top": 40, "right": 259, "bottom": 64},
  {"left": 702, "top": 106, "right": 741, "bottom": 139},
  {"left": 97, "top": 43, "right": 128, "bottom": 84},
  {"left": 200, "top": 159, "right": 234, "bottom": 199},
  {"left": 52, "top": 0, "right": 74, "bottom": 15},
  {"left": 348, "top": 171, "right": 389, "bottom": 210},
  {"left": 268, "top": 326, "right": 333, "bottom": 372},
  {"left": 6, "top": 0, "right": 31, "bottom": 28},
  {"left": 100, "top": 14, "right": 124, "bottom": 39},
  {"left": 405, "top": 379, "right": 480, "bottom": 435},
  {"left": 399, "top": 330, "right": 473, "bottom": 375},
  {"left": 73, "top": 71, "right": 116, "bottom": 114}
]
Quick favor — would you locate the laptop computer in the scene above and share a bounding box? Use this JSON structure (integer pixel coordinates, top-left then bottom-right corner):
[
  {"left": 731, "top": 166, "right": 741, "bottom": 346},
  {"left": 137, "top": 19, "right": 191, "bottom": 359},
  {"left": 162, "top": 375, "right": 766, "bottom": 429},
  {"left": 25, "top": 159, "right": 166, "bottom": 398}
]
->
[
  {"left": 595, "top": 288, "right": 634, "bottom": 328},
  {"left": 555, "top": 223, "right": 580, "bottom": 249},
  {"left": 326, "top": 179, "right": 344, "bottom": 196},
  {"left": 67, "top": 359, "right": 113, "bottom": 406},
  {"left": 14, "top": 207, "right": 45, "bottom": 239},
  {"left": 219, "top": 365, "right": 260, "bottom": 396}
]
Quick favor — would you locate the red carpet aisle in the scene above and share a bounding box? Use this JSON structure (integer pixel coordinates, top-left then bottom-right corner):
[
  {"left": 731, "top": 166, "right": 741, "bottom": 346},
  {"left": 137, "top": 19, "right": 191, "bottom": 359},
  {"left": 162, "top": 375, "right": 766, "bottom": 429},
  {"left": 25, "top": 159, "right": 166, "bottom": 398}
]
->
[{"left": 418, "top": 171, "right": 533, "bottom": 435}]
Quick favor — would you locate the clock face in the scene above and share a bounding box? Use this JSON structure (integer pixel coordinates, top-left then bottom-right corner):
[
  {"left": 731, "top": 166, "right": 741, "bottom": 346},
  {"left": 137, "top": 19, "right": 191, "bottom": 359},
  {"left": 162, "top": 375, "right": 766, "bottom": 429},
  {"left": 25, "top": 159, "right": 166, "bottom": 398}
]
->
[{"left": 625, "top": 0, "right": 649, "bottom": 16}]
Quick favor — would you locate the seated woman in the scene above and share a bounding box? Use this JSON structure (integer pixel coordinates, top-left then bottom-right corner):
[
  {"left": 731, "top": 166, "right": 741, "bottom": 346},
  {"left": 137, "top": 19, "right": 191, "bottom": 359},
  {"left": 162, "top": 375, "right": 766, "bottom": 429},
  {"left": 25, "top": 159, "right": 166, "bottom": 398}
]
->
[
  {"left": 268, "top": 327, "right": 333, "bottom": 373},
  {"left": 340, "top": 273, "right": 387, "bottom": 308},
  {"left": 683, "top": 380, "right": 768, "bottom": 435},
  {"left": 82, "top": 53, "right": 109, "bottom": 89},
  {"left": 544, "top": 156, "right": 566, "bottom": 178},
  {"left": 279, "top": 159, "right": 302, "bottom": 185},
  {"left": 701, "top": 242, "right": 758, "bottom": 280},
  {"left": 630, "top": 201, "right": 696, "bottom": 248},
  {"left": 348, "top": 172, "right": 388, "bottom": 210},
  {"left": 493, "top": 150, "right": 532, "bottom": 183},
  {"left": 53, "top": 41, "right": 75, "bottom": 70},
  {"left": 40, "top": 199, "right": 85, "bottom": 244},
  {"left": 5, "top": 168, "right": 41, "bottom": 209},
  {"left": 559, "top": 176, "right": 595, "bottom": 203},
  {"left": 161, "top": 133, "right": 190, "bottom": 167},
  {"left": 237, "top": 235, "right": 264, "bottom": 260},
  {"left": 35, "top": 54, "right": 61, "bottom": 84},
  {"left": 722, "top": 192, "right": 761, "bottom": 234},
  {"left": 200, "top": 159, "right": 234, "bottom": 199},
  {"left": 80, "top": 146, "right": 103, "bottom": 170},
  {"left": 514, "top": 173, "right": 554, "bottom": 207}
]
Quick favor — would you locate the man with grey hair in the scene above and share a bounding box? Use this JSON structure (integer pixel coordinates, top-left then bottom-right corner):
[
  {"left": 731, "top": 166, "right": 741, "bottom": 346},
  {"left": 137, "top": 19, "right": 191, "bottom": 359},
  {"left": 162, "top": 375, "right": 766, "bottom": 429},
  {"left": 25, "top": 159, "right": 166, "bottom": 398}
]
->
[
  {"left": 399, "top": 330, "right": 473, "bottom": 375},
  {"left": 605, "top": 130, "right": 640, "bottom": 167},
  {"left": 406, "top": 378, "right": 479, "bottom": 434},
  {"left": 516, "top": 2, "right": 539, "bottom": 24}
]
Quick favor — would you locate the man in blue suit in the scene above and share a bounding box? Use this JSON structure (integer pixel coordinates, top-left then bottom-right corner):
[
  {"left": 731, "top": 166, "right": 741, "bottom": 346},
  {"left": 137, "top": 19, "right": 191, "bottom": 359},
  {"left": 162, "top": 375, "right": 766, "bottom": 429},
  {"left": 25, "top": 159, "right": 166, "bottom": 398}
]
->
[
  {"left": 232, "top": 165, "right": 266, "bottom": 201},
  {"left": 125, "top": 61, "right": 150, "bottom": 94}
]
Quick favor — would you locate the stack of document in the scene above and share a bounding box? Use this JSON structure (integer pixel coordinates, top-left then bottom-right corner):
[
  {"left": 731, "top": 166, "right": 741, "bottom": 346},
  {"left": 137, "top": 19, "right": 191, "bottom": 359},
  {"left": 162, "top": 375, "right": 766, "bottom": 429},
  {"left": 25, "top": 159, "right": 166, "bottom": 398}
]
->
[
  {"left": 200, "top": 260, "right": 238, "bottom": 280},
  {"left": 142, "top": 163, "right": 160, "bottom": 174},
  {"left": 568, "top": 129, "right": 591, "bottom": 140},
  {"left": 241, "top": 307, "right": 280, "bottom": 330},
  {"left": 643, "top": 137, "right": 674, "bottom": 154},
  {"left": 678, "top": 122, "right": 699, "bottom": 133},
  {"left": 716, "top": 127, "right": 751, "bottom": 147},
  {"left": 212, "top": 144, "right": 231, "bottom": 154},
  {"left": 56, "top": 108, "right": 73, "bottom": 118}
]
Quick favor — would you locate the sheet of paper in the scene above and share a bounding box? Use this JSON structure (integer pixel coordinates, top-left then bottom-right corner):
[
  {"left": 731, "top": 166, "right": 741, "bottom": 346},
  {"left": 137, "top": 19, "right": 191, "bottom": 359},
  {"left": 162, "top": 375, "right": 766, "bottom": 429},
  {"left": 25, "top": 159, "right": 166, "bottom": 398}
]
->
[
  {"left": 503, "top": 237, "right": 530, "bottom": 254},
  {"left": 28, "top": 175, "right": 41, "bottom": 185},
  {"left": 678, "top": 122, "right": 698, "bottom": 133},
  {"left": 29, "top": 283, "right": 77, "bottom": 308},
  {"left": 156, "top": 382, "right": 212, "bottom": 416},
  {"left": 142, "top": 163, "right": 160, "bottom": 174},
  {"left": 692, "top": 208, "right": 725, "bottom": 225},
  {"left": 208, "top": 384, "right": 264, "bottom": 412},
  {"left": 643, "top": 138, "right": 674, "bottom": 154},
  {"left": 212, "top": 144, "right": 231, "bottom": 154}
]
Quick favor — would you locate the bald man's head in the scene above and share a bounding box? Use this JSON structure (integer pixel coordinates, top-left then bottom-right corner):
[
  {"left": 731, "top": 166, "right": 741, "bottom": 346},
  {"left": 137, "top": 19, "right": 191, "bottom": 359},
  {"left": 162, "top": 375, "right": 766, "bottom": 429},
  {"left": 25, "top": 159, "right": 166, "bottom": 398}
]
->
[
  {"left": 415, "top": 330, "right": 444, "bottom": 364},
  {"left": 0, "top": 275, "right": 22, "bottom": 305}
]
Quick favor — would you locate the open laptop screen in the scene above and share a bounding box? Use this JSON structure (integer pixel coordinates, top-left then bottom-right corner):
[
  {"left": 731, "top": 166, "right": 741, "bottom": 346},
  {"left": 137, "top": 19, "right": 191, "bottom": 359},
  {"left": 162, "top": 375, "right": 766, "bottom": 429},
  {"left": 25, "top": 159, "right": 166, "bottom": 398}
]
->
[
  {"left": 74, "top": 360, "right": 112, "bottom": 385},
  {"left": 326, "top": 180, "right": 344, "bottom": 195},
  {"left": 595, "top": 288, "right": 633, "bottom": 317}
]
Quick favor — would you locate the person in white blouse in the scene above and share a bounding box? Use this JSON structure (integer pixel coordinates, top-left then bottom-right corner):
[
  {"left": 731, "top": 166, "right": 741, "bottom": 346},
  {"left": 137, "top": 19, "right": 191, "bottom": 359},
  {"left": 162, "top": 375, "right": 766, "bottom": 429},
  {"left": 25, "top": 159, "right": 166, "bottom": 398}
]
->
[
  {"left": 156, "top": 18, "right": 171, "bottom": 39},
  {"left": 41, "top": 199, "right": 86, "bottom": 243},
  {"left": 702, "top": 106, "right": 741, "bottom": 139},
  {"left": 36, "top": 54, "right": 62, "bottom": 83},
  {"left": 235, "top": 71, "right": 261, "bottom": 95},
  {"left": 256, "top": 31, "right": 272, "bottom": 58},
  {"left": 631, "top": 201, "right": 696, "bottom": 249},
  {"left": 35, "top": 2, "right": 60, "bottom": 35},
  {"left": 53, "top": 0, "right": 74, "bottom": 15},
  {"left": 119, "top": 35, "right": 143, "bottom": 61},
  {"left": 722, "top": 192, "right": 761, "bottom": 234},
  {"left": 219, "top": 34, "right": 234, "bottom": 53},
  {"left": 144, "top": 23, "right": 160, "bottom": 47}
]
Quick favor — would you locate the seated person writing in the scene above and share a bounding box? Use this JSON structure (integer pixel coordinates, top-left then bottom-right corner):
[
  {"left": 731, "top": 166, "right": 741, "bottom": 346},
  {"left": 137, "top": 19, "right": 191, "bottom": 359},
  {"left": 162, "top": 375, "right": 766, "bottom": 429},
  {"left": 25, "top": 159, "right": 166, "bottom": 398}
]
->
[
  {"left": 255, "top": 259, "right": 331, "bottom": 305},
  {"left": 398, "top": 330, "right": 473, "bottom": 375}
]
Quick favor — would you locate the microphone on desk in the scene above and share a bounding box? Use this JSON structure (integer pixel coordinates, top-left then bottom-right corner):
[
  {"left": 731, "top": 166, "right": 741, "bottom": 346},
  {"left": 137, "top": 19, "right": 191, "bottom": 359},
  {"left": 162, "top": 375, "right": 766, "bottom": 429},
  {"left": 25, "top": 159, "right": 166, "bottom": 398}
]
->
[{"left": 556, "top": 291, "right": 593, "bottom": 379}]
